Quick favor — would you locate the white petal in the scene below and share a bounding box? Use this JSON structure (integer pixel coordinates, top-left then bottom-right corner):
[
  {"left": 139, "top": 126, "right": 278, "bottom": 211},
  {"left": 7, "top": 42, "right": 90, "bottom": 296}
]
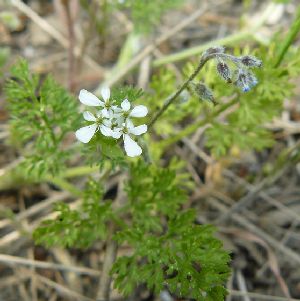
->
[
  {"left": 125, "top": 119, "right": 134, "bottom": 129},
  {"left": 101, "top": 87, "right": 110, "bottom": 102},
  {"left": 121, "top": 99, "right": 130, "bottom": 111},
  {"left": 83, "top": 111, "right": 96, "bottom": 121},
  {"left": 79, "top": 89, "right": 103, "bottom": 106},
  {"left": 111, "top": 128, "right": 122, "bottom": 139},
  {"left": 112, "top": 106, "right": 122, "bottom": 113},
  {"left": 103, "top": 119, "right": 112, "bottom": 127},
  {"left": 123, "top": 134, "right": 142, "bottom": 157},
  {"left": 129, "top": 105, "right": 148, "bottom": 118},
  {"left": 75, "top": 124, "right": 97, "bottom": 143},
  {"left": 101, "top": 108, "right": 110, "bottom": 118},
  {"left": 99, "top": 125, "right": 113, "bottom": 137},
  {"left": 114, "top": 115, "right": 125, "bottom": 127},
  {"left": 129, "top": 124, "right": 147, "bottom": 136}
]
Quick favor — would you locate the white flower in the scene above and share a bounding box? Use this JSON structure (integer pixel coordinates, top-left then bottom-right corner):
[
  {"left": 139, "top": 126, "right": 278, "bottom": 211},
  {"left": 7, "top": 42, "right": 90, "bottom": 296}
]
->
[
  {"left": 113, "top": 98, "right": 148, "bottom": 123},
  {"left": 75, "top": 109, "right": 113, "bottom": 143},
  {"left": 79, "top": 87, "right": 117, "bottom": 114},
  {"left": 112, "top": 122, "right": 148, "bottom": 157},
  {"left": 76, "top": 88, "right": 149, "bottom": 157}
]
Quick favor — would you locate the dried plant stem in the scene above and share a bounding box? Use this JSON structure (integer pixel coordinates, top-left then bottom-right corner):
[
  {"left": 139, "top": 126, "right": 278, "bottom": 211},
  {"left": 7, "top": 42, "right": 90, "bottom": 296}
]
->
[
  {"left": 11, "top": 0, "right": 105, "bottom": 76},
  {"left": 95, "top": 223, "right": 117, "bottom": 301},
  {"left": 61, "top": 0, "right": 77, "bottom": 92},
  {"left": 229, "top": 290, "right": 300, "bottom": 301},
  {"left": 153, "top": 2, "right": 278, "bottom": 66},
  {"left": 99, "top": 3, "right": 210, "bottom": 89},
  {"left": 0, "top": 254, "right": 100, "bottom": 276}
]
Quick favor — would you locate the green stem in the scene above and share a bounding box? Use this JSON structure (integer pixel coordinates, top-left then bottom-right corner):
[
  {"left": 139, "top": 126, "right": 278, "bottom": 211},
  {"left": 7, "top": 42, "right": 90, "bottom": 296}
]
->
[
  {"left": 153, "top": 30, "right": 250, "bottom": 67},
  {"left": 63, "top": 165, "right": 100, "bottom": 178},
  {"left": 274, "top": 6, "right": 300, "bottom": 68},
  {"left": 157, "top": 98, "right": 239, "bottom": 149},
  {"left": 44, "top": 163, "right": 111, "bottom": 196},
  {"left": 148, "top": 53, "right": 219, "bottom": 130},
  {"left": 153, "top": 2, "right": 276, "bottom": 67},
  {"left": 46, "top": 177, "right": 82, "bottom": 196}
]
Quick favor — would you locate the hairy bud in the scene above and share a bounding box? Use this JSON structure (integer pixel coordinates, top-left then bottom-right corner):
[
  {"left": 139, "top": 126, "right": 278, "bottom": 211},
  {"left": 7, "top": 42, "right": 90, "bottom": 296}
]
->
[
  {"left": 234, "top": 70, "right": 256, "bottom": 92},
  {"left": 246, "top": 71, "right": 258, "bottom": 88},
  {"left": 190, "top": 82, "right": 216, "bottom": 104},
  {"left": 217, "top": 61, "right": 231, "bottom": 83},
  {"left": 202, "top": 46, "right": 225, "bottom": 59},
  {"left": 239, "top": 55, "right": 262, "bottom": 68}
]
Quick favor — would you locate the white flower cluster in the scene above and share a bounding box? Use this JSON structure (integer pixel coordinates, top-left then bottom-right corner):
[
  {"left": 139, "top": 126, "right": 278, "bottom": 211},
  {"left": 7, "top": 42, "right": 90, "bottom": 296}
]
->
[{"left": 75, "top": 87, "right": 148, "bottom": 157}]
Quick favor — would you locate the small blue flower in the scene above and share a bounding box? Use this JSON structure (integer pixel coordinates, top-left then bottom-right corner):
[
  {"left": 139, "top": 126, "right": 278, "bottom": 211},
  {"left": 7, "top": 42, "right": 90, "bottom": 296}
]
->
[{"left": 242, "top": 86, "right": 250, "bottom": 92}]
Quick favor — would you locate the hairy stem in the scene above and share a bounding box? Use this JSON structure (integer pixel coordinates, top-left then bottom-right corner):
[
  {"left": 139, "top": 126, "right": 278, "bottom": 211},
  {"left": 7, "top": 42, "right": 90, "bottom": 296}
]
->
[{"left": 148, "top": 53, "right": 218, "bottom": 130}]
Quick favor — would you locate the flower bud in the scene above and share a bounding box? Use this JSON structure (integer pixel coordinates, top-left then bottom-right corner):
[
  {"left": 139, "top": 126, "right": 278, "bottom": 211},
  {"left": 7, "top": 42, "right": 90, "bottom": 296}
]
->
[
  {"left": 239, "top": 55, "right": 262, "bottom": 68},
  {"left": 246, "top": 71, "right": 258, "bottom": 88},
  {"left": 190, "top": 82, "right": 216, "bottom": 104},
  {"left": 216, "top": 61, "right": 231, "bottom": 83},
  {"left": 234, "top": 71, "right": 250, "bottom": 92},
  {"left": 202, "top": 46, "right": 225, "bottom": 59}
]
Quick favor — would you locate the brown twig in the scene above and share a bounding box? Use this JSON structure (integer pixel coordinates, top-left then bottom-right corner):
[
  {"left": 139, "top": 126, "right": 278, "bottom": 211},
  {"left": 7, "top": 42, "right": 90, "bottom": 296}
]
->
[
  {"left": 95, "top": 175, "right": 126, "bottom": 301},
  {"left": 11, "top": 0, "right": 105, "bottom": 76},
  {"left": 60, "top": 0, "right": 77, "bottom": 92},
  {"left": 100, "top": 2, "right": 211, "bottom": 88},
  {"left": 0, "top": 254, "right": 100, "bottom": 276},
  {"left": 95, "top": 223, "right": 118, "bottom": 301},
  {"left": 229, "top": 290, "right": 300, "bottom": 301}
]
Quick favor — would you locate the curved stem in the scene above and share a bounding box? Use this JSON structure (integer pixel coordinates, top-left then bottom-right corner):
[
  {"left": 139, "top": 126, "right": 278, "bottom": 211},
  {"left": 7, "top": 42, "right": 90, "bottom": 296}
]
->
[{"left": 148, "top": 53, "right": 219, "bottom": 130}]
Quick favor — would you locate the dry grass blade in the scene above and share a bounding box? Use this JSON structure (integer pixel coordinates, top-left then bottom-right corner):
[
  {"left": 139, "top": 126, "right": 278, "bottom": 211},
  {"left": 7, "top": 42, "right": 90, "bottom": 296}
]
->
[
  {"left": 225, "top": 228, "right": 291, "bottom": 298},
  {"left": 37, "top": 275, "right": 94, "bottom": 301},
  {"left": 0, "top": 254, "right": 100, "bottom": 276},
  {"left": 229, "top": 290, "right": 300, "bottom": 301},
  {"left": 101, "top": 1, "right": 214, "bottom": 88},
  {"left": 11, "top": 0, "right": 105, "bottom": 75}
]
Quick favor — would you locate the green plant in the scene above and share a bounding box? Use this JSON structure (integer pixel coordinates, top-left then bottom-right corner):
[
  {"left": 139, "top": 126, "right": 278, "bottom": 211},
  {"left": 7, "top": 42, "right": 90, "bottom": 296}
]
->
[
  {"left": 114, "top": 0, "right": 184, "bottom": 33},
  {"left": 5, "top": 59, "right": 80, "bottom": 178},
  {"left": 3, "top": 19, "right": 299, "bottom": 298}
]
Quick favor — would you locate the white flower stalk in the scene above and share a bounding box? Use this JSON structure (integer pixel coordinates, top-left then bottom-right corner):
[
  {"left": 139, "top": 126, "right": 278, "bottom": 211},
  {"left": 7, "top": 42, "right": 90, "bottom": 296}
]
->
[
  {"left": 75, "top": 109, "right": 113, "bottom": 143},
  {"left": 112, "top": 122, "right": 148, "bottom": 157}
]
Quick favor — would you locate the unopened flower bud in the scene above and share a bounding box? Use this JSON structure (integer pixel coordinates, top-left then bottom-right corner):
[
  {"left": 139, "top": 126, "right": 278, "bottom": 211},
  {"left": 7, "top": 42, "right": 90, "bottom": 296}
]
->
[
  {"left": 217, "top": 61, "right": 231, "bottom": 83},
  {"left": 202, "top": 46, "right": 225, "bottom": 59},
  {"left": 239, "top": 55, "right": 262, "bottom": 68},
  {"left": 246, "top": 71, "right": 258, "bottom": 88},
  {"left": 234, "top": 71, "right": 251, "bottom": 92},
  {"left": 190, "top": 82, "right": 216, "bottom": 104}
]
